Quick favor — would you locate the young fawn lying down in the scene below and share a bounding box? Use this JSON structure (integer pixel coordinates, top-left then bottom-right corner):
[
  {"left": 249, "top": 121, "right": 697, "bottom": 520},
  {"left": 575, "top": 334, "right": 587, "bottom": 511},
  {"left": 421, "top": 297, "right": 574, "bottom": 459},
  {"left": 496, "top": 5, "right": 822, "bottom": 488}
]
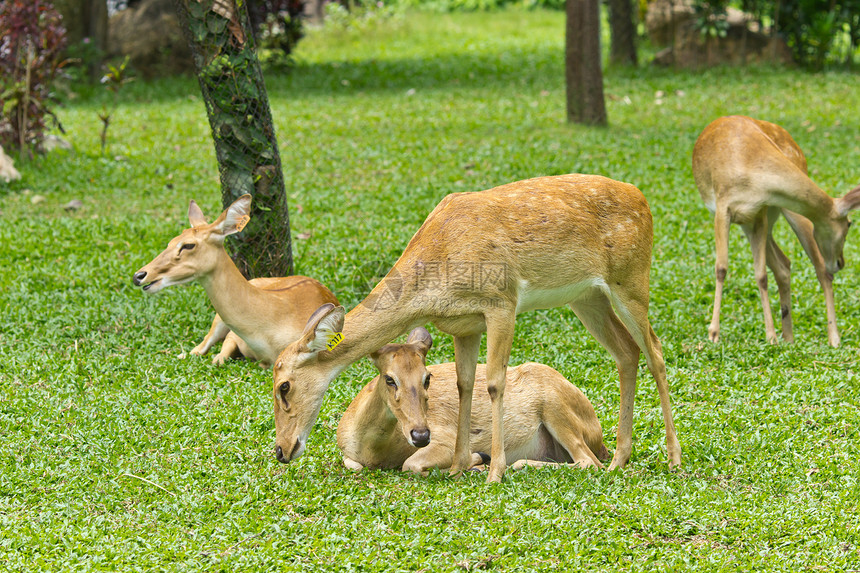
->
[{"left": 336, "top": 328, "right": 610, "bottom": 473}]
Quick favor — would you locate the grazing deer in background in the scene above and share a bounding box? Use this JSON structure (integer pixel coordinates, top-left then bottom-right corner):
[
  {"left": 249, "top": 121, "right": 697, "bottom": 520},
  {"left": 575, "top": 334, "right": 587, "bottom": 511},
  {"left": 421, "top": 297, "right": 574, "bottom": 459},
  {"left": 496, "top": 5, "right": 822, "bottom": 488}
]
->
[
  {"left": 271, "top": 174, "right": 681, "bottom": 483},
  {"left": 693, "top": 115, "right": 860, "bottom": 347},
  {"left": 133, "top": 194, "right": 339, "bottom": 367},
  {"left": 337, "top": 327, "right": 609, "bottom": 473}
]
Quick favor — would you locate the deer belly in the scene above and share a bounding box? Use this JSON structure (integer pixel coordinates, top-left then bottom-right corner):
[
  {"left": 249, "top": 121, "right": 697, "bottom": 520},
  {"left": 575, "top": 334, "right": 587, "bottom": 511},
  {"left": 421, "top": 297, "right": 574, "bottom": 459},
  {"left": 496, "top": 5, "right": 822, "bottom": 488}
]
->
[
  {"left": 504, "top": 424, "right": 570, "bottom": 464},
  {"left": 516, "top": 278, "right": 607, "bottom": 313},
  {"left": 239, "top": 335, "right": 274, "bottom": 362}
]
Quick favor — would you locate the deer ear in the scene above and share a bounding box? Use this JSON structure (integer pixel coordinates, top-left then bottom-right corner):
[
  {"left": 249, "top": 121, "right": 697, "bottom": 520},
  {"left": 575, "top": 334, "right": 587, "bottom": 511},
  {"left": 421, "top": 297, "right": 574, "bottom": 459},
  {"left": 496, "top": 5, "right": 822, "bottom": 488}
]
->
[
  {"left": 188, "top": 200, "right": 207, "bottom": 227},
  {"left": 370, "top": 343, "right": 396, "bottom": 366},
  {"left": 212, "top": 194, "right": 252, "bottom": 237},
  {"left": 302, "top": 304, "right": 346, "bottom": 353},
  {"left": 835, "top": 185, "right": 860, "bottom": 217},
  {"left": 406, "top": 327, "right": 433, "bottom": 355}
]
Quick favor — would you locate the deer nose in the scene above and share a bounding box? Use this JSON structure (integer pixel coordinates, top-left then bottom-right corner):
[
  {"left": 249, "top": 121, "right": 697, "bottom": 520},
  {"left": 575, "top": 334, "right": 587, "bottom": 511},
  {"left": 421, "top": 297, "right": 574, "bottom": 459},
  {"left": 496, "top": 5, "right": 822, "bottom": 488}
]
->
[
  {"left": 275, "top": 440, "right": 303, "bottom": 463},
  {"left": 837, "top": 257, "right": 845, "bottom": 271},
  {"left": 410, "top": 428, "right": 431, "bottom": 448},
  {"left": 133, "top": 270, "right": 147, "bottom": 286}
]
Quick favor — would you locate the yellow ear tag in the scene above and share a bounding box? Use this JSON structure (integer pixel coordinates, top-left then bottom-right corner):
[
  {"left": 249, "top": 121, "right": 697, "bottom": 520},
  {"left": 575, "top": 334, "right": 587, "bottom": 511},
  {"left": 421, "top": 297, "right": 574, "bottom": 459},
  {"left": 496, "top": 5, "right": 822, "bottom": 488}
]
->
[{"left": 325, "top": 332, "right": 344, "bottom": 351}]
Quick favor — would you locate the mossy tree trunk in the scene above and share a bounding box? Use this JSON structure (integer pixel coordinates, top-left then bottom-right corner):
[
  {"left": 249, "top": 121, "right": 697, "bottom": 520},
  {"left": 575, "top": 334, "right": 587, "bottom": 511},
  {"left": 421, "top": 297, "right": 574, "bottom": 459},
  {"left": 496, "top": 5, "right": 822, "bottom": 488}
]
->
[{"left": 173, "top": 0, "right": 293, "bottom": 278}]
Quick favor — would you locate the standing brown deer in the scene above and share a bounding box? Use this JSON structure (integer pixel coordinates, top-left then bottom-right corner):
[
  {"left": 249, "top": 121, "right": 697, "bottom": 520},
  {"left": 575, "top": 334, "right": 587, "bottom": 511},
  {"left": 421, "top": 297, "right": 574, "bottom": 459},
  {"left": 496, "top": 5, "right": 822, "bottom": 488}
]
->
[
  {"left": 693, "top": 116, "right": 860, "bottom": 347},
  {"left": 271, "top": 174, "right": 680, "bottom": 483},
  {"left": 337, "top": 327, "right": 609, "bottom": 474},
  {"left": 133, "top": 195, "right": 339, "bottom": 367}
]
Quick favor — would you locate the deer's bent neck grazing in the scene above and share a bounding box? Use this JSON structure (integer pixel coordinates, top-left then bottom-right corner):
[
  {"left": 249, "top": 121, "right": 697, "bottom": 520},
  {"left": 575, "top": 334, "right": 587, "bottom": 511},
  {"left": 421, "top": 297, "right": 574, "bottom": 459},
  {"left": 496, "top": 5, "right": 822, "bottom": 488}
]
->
[{"left": 692, "top": 115, "right": 860, "bottom": 347}]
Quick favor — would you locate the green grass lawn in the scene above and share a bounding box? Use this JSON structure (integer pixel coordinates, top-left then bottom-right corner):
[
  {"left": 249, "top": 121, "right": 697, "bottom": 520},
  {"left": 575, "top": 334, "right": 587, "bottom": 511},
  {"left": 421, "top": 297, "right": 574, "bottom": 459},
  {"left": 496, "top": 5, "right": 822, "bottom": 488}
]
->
[{"left": 2, "top": 8, "right": 860, "bottom": 571}]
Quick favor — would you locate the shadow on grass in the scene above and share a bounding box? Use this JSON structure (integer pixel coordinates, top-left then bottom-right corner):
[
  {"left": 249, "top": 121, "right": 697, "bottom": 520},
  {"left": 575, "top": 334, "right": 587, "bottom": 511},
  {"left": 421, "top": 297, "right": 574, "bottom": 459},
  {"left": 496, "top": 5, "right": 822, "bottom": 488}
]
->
[
  {"left": 274, "top": 49, "right": 564, "bottom": 96},
  {"left": 76, "top": 48, "right": 565, "bottom": 107}
]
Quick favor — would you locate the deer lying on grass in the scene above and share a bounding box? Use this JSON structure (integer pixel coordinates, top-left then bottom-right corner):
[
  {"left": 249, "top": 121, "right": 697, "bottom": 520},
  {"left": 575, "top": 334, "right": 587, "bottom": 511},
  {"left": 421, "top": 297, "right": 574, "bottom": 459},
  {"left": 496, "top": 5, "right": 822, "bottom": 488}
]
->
[
  {"left": 337, "top": 327, "right": 609, "bottom": 473},
  {"left": 693, "top": 115, "right": 860, "bottom": 347},
  {"left": 272, "top": 174, "right": 681, "bottom": 483},
  {"left": 133, "top": 195, "right": 339, "bottom": 367}
]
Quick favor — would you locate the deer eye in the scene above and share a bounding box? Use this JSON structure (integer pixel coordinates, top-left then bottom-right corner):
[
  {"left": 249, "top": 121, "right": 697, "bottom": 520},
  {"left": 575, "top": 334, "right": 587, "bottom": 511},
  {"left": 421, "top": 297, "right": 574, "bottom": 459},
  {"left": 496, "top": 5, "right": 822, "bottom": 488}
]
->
[
  {"left": 384, "top": 375, "right": 396, "bottom": 389},
  {"left": 423, "top": 374, "right": 431, "bottom": 390},
  {"left": 279, "top": 381, "right": 290, "bottom": 396},
  {"left": 179, "top": 243, "right": 196, "bottom": 253}
]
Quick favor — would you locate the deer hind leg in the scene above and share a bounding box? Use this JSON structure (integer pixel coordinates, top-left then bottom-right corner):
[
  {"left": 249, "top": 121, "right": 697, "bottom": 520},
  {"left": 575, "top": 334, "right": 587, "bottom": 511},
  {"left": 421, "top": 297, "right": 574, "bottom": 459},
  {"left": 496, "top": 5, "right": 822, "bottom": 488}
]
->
[
  {"left": 449, "top": 333, "right": 482, "bottom": 477},
  {"left": 483, "top": 310, "right": 517, "bottom": 484},
  {"left": 782, "top": 210, "right": 840, "bottom": 347},
  {"left": 605, "top": 284, "right": 682, "bottom": 469},
  {"left": 742, "top": 211, "right": 778, "bottom": 343},
  {"left": 569, "top": 294, "right": 642, "bottom": 470},
  {"left": 540, "top": 413, "right": 604, "bottom": 470},
  {"left": 765, "top": 229, "right": 794, "bottom": 343},
  {"left": 190, "top": 314, "right": 230, "bottom": 357},
  {"left": 709, "top": 206, "right": 731, "bottom": 343}
]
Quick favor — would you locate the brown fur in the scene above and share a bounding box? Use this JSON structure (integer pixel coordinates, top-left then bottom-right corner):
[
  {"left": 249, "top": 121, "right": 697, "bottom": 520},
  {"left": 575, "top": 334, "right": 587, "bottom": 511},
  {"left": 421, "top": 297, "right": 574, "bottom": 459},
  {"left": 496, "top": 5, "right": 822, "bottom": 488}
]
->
[
  {"left": 337, "top": 329, "right": 609, "bottom": 473},
  {"left": 133, "top": 195, "right": 338, "bottom": 367},
  {"left": 692, "top": 116, "right": 860, "bottom": 347},
  {"left": 272, "top": 174, "right": 681, "bottom": 482}
]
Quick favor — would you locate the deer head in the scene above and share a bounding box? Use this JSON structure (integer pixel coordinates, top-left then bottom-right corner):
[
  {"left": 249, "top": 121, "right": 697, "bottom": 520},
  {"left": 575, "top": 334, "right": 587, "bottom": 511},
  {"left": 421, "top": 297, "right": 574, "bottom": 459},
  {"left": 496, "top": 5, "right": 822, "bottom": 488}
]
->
[
  {"left": 133, "top": 195, "right": 251, "bottom": 293},
  {"left": 370, "top": 327, "right": 434, "bottom": 448}
]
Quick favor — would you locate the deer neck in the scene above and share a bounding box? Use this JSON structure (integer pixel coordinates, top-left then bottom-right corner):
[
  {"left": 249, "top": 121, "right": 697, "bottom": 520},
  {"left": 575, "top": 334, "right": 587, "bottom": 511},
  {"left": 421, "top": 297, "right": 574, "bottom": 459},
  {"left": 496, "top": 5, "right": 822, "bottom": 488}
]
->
[
  {"left": 773, "top": 182, "right": 836, "bottom": 224},
  {"left": 355, "top": 378, "right": 400, "bottom": 439},
  {"left": 319, "top": 290, "right": 422, "bottom": 381},
  {"left": 196, "top": 248, "right": 265, "bottom": 333}
]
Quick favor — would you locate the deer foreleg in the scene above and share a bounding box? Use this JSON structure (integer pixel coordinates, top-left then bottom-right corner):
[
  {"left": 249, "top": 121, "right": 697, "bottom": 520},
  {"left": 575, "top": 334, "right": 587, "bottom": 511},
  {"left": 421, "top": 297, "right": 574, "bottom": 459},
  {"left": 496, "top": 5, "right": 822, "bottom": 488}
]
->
[
  {"left": 343, "top": 457, "right": 365, "bottom": 471},
  {"left": 212, "top": 331, "right": 249, "bottom": 365},
  {"left": 190, "top": 314, "right": 230, "bottom": 357},
  {"left": 449, "top": 333, "right": 481, "bottom": 476},
  {"left": 782, "top": 210, "right": 840, "bottom": 347},
  {"left": 483, "top": 313, "right": 515, "bottom": 484}
]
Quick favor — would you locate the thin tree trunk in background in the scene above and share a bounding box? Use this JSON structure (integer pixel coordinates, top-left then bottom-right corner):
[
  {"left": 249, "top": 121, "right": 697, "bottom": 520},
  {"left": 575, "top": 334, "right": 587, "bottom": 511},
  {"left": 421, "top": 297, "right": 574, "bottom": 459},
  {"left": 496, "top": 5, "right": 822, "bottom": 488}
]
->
[
  {"left": 81, "top": 0, "right": 108, "bottom": 81},
  {"left": 566, "top": 0, "right": 608, "bottom": 126},
  {"left": 608, "top": 0, "right": 637, "bottom": 66},
  {"left": 771, "top": 0, "right": 781, "bottom": 62}
]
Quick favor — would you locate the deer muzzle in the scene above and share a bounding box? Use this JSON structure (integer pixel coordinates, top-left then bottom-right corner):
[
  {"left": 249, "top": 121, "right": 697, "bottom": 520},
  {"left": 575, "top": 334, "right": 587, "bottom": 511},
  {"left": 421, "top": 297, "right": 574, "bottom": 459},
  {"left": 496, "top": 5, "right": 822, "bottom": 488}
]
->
[{"left": 409, "top": 428, "right": 431, "bottom": 448}]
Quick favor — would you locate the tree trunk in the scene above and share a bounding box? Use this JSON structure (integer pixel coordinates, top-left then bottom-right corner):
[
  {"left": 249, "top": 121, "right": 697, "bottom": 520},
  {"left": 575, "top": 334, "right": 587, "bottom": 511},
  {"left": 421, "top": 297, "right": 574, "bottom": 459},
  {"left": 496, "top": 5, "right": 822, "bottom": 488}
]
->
[
  {"left": 81, "top": 0, "right": 108, "bottom": 81},
  {"left": 52, "top": 0, "right": 108, "bottom": 80},
  {"left": 173, "top": 0, "right": 294, "bottom": 278},
  {"left": 566, "top": 0, "right": 608, "bottom": 126},
  {"left": 608, "top": 0, "right": 637, "bottom": 67}
]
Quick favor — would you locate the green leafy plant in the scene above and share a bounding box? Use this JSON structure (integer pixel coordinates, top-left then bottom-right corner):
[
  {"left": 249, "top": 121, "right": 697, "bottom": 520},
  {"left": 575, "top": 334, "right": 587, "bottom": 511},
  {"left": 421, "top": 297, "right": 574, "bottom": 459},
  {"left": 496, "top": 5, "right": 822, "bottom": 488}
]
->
[
  {"left": 692, "top": 0, "right": 730, "bottom": 39},
  {"left": 64, "top": 36, "right": 107, "bottom": 86},
  {"left": 320, "top": 1, "right": 402, "bottom": 32},
  {"left": 248, "top": 0, "right": 305, "bottom": 70},
  {"left": 98, "top": 57, "right": 133, "bottom": 155},
  {"left": 0, "top": 0, "right": 68, "bottom": 158},
  {"left": 777, "top": 0, "right": 841, "bottom": 70}
]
